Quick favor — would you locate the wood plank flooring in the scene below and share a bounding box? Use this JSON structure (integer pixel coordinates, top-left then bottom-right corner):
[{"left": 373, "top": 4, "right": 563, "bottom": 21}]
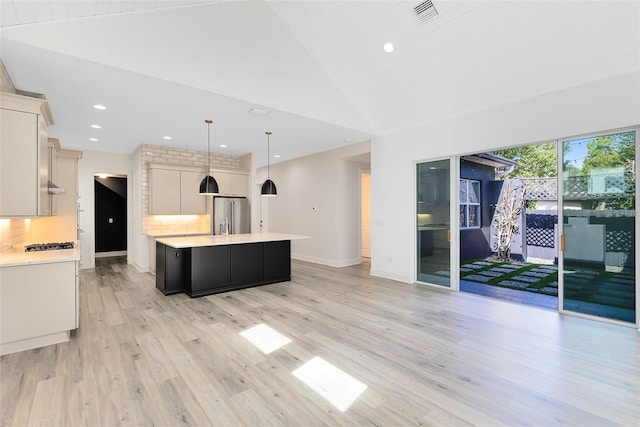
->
[{"left": 1, "top": 257, "right": 639, "bottom": 426}]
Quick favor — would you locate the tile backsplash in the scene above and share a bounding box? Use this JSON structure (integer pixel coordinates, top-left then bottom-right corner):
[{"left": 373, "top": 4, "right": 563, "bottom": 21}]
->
[
  {"left": 0, "top": 217, "right": 78, "bottom": 253},
  {"left": 0, "top": 219, "right": 26, "bottom": 252},
  {"left": 145, "top": 214, "right": 211, "bottom": 236}
]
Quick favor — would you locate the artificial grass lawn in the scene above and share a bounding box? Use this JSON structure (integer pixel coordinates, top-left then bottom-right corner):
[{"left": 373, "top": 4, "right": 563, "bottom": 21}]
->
[{"left": 460, "top": 259, "right": 559, "bottom": 296}]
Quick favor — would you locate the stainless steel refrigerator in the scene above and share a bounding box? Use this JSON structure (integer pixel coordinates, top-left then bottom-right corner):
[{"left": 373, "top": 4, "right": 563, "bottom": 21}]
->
[{"left": 212, "top": 197, "right": 250, "bottom": 235}]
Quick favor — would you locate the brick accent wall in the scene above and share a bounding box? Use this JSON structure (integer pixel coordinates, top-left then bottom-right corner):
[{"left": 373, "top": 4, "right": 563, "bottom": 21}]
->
[{"left": 140, "top": 144, "right": 241, "bottom": 235}]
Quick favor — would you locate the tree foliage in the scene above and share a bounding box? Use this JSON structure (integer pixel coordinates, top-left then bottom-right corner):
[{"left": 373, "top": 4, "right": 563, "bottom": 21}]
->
[
  {"left": 492, "top": 142, "right": 557, "bottom": 179},
  {"left": 581, "top": 132, "right": 635, "bottom": 174},
  {"left": 580, "top": 132, "right": 635, "bottom": 210}
]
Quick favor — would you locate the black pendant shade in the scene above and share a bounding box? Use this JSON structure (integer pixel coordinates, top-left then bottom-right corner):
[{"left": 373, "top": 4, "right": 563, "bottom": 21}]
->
[
  {"left": 261, "top": 131, "right": 277, "bottom": 197},
  {"left": 261, "top": 179, "right": 277, "bottom": 196},
  {"left": 199, "top": 119, "right": 219, "bottom": 196},
  {"left": 199, "top": 175, "right": 219, "bottom": 195}
]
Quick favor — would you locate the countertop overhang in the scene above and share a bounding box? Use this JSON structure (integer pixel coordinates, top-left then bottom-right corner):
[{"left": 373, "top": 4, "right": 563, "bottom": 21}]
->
[
  {"left": 0, "top": 248, "right": 81, "bottom": 267},
  {"left": 156, "top": 233, "right": 310, "bottom": 249}
]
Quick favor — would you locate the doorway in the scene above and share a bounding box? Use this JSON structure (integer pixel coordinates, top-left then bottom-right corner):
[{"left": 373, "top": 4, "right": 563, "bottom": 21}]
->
[
  {"left": 415, "top": 129, "right": 638, "bottom": 327},
  {"left": 361, "top": 173, "right": 371, "bottom": 260},
  {"left": 458, "top": 143, "right": 560, "bottom": 311},
  {"left": 94, "top": 175, "right": 127, "bottom": 258}
]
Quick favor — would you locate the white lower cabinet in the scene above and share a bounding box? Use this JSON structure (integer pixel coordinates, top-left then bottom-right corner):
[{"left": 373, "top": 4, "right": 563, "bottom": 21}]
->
[{"left": 0, "top": 261, "right": 77, "bottom": 355}]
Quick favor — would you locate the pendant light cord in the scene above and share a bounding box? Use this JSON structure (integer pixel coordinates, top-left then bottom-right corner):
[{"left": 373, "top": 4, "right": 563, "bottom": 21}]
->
[
  {"left": 206, "top": 119, "right": 212, "bottom": 177},
  {"left": 266, "top": 131, "right": 272, "bottom": 179}
]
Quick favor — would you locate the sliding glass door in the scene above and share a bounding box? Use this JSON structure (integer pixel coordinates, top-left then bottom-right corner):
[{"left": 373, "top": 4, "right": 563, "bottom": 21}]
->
[
  {"left": 560, "top": 130, "right": 636, "bottom": 324},
  {"left": 416, "top": 159, "right": 452, "bottom": 286}
]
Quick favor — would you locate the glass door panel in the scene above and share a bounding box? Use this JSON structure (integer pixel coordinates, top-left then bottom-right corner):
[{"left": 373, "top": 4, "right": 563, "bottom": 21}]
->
[
  {"left": 561, "top": 130, "right": 636, "bottom": 323},
  {"left": 417, "top": 159, "right": 451, "bottom": 286}
]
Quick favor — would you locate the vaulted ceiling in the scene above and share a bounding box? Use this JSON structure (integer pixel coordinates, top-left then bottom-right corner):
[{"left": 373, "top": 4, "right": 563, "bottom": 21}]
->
[{"left": 1, "top": 1, "right": 638, "bottom": 166}]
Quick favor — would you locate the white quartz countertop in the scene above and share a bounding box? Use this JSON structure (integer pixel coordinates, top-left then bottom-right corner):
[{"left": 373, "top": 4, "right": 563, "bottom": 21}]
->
[
  {"left": 146, "top": 232, "right": 211, "bottom": 238},
  {"left": 0, "top": 248, "right": 81, "bottom": 267},
  {"left": 156, "top": 233, "right": 310, "bottom": 249}
]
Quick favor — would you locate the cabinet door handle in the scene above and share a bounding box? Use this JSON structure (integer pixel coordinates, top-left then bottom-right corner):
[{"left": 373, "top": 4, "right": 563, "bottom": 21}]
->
[
  {"left": 560, "top": 234, "right": 565, "bottom": 251},
  {"left": 447, "top": 229, "right": 451, "bottom": 242}
]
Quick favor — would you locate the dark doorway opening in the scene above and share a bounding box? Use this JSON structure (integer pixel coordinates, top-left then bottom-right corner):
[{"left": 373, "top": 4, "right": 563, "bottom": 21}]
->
[{"left": 95, "top": 176, "right": 127, "bottom": 256}]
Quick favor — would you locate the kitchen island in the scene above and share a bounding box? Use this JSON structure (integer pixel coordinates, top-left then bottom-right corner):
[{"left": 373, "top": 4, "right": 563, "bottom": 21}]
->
[{"left": 155, "top": 233, "right": 309, "bottom": 297}]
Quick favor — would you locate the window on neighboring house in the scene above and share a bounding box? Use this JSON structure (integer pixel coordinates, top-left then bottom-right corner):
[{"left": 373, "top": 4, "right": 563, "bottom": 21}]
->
[{"left": 460, "top": 179, "right": 481, "bottom": 229}]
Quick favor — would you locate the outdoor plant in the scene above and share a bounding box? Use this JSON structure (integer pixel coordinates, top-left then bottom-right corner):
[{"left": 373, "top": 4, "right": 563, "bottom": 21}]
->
[{"left": 492, "top": 179, "right": 526, "bottom": 261}]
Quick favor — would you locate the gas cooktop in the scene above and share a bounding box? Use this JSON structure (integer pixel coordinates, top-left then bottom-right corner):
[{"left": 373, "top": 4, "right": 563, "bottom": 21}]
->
[{"left": 25, "top": 241, "right": 75, "bottom": 252}]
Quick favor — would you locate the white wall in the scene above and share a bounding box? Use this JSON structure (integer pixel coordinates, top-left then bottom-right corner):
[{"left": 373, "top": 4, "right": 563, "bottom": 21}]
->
[
  {"left": 371, "top": 71, "right": 640, "bottom": 283},
  {"left": 131, "top": 147, "right": 144, "bottom": 272},
  {"left": 239, "top": 152, "right": 260, "bottom": 233},
  {"left": 259, "top": 141, "right": 371, "bottom": 267},
  {"left": 78, "top": 150, "right": 133, "bottom": 269}
]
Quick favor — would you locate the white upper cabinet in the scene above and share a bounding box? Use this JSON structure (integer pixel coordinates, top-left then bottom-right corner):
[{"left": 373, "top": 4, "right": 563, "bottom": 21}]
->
[
  {"left": 213, "top": 170, "right": 248, "bottom": 197},
  {"left": 180, "top": 170, "right": 207, "bottom": 214},
  {"left": 148, "top": 164, "right": 248, "bottom": 215},
  {"left": 149, "top": 168, "right": 181, "bottom": 214},
  {"left": 148, "top": 165, "right": 207, "bottom": 215},
  {"left": 0, "top": 93, "right": 54, "bottom": 217}
]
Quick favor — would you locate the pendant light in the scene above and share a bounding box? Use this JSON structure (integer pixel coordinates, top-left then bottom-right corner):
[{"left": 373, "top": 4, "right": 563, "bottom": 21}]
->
[
  {"left": 199, "top": 119, "right": 219, "bottom": 195},
  {"left": 261, "top": 131, "right": 277, "bottom": 196}
]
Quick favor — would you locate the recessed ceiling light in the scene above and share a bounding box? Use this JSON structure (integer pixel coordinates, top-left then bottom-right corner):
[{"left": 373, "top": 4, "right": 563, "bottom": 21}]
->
[
  {"left": 163, "top": 136, "right": 172, "bottom": 140},
  {"left": 89, "top": 138, "right": 98, "bottom": 142},
  {"left": 90, "top": 124, "right": 102, "bottom": 129},
  {"left": 343, "top": 138, "right": 352, "bottom": 143},
  {"left": 383, "top": 42, "right": 394, "bottom": 53},
  {"left": 219, "top": 144, "right": 227, "bottom": 148},
  {"left": 93, "top": 104, "right": 106, "bottom": 110},
  {"left": 274, "top": 154, "right": 280, "bottom": 158},
  {"left": 249, "top": 108, "right": 268, "bottom": 116}
]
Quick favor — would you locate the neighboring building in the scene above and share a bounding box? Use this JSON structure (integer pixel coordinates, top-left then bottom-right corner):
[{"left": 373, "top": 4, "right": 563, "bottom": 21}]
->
[{"left": 459, "top": 153, "right": 517, "bottom": 261}]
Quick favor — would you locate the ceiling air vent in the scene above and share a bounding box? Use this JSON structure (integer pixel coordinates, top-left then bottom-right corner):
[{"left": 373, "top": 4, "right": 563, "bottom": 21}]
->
[{"left": 413, "top": 0, "right": 438, "bottom": 24}]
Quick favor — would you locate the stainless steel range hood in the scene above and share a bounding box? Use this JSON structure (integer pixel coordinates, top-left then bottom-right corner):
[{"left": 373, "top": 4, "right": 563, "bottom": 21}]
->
[{"left": 48, "top": 180, "right": 65, "bottom": 194}]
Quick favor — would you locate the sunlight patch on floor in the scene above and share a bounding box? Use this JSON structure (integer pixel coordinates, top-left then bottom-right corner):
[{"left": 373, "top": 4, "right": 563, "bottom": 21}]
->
[
  {"left": 240, "top": 323, "right": 292, "bottom": 354},
  {"left": 293, "top": 356, "right": 367, "bottom": 412}
]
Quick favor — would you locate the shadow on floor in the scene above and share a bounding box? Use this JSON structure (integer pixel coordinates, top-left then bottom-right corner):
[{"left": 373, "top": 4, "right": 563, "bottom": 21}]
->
[{"left": 460, "top": 280, "right": 558, "bottom": 311}]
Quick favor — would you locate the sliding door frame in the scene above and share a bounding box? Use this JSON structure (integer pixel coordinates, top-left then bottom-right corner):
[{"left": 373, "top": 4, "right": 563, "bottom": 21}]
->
[
  {"left": 557, "top": 126, "right": 639, "bottom": 329},
  {"left": 415, "top": 129, "right": 638, "bottom": 330},
  {"left": 414, "top": 156, "right": 460, "bottom": 290}
]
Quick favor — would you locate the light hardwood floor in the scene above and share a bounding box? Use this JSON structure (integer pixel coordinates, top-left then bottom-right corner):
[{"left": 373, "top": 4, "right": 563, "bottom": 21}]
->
[{"left": 1, "top": 257, "right": 639, "bottom": 426}]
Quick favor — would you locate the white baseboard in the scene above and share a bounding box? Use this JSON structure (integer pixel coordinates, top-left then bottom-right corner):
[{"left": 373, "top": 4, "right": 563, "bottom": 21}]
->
[
  {"left": 1, "top": 331, "right": 70, "bottom": 356},
  {"left": 131, "top": 260, "right": 149, "bottom": 273},
  {"left": 95, "top": 250, "right": 127, "bottom": 258},
  {"left": 292, "top": 253, "right": 363, "bottom": 268},
  {"left": 370, "top": 269, "right": 413, "bottom": 284}
]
